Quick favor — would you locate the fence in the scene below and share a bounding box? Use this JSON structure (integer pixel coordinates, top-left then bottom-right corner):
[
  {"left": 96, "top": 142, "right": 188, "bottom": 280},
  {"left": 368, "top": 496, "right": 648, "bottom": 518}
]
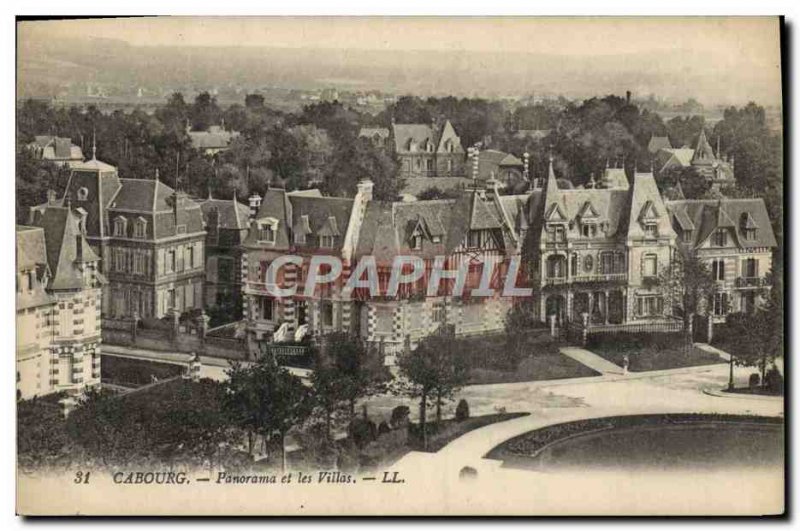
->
[
  {"left": 102, "top": 314, "right": 248, "bottom": 361},
  {"left": 566, "top": 316, "right": 684, "bottom": 345}
]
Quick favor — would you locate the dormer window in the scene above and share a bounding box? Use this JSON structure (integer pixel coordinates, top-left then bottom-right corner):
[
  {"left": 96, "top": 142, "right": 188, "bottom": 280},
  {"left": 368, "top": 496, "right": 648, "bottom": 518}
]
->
[
  {"left": 113, "top": 216, "right": 127, "bottom": 237},
  {"left": 257, "top": 218, "right": 279, "bottom": 244},
  {"left": 643, "top": 223, "right": 658, "bottom": 239},
  {"left": 411, "top": 235, "right": 422, "bottom": 250},
  {"left": 432, "top": 235, "right": 441, "bottom": 244},
  {"left": 77, "top": 187, "right": 89, "bottom": 201},
  {"left": 740, "top": 212, "right": 758, "bottom": 241},
  {"left": 294, "top": 232, "right": 306, "bottom": 245},
  {"left": 133, "top": 217, "right": 147, "bottom": 239},
  {"left": 319, "top": 235, "right": 335, "bottom": 249},
  {"left": 682, "top": 229, "right": 692, "bottom": 243},
  {"left": 714, "top": 229, "right": 728, "bottom": 247}
]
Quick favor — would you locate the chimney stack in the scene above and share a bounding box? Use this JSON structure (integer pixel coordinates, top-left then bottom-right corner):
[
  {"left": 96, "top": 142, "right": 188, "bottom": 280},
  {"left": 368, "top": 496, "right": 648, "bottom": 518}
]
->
[
  {"left": 76, "top": 235, "right": 84, "bottom": 263},
  {"left": 47, "top": 189, "right": 57, "bottom": 205},
  {"left": 356, "top": 179, "right": 374, "bottom": 202},
  {"left": 626, "top": 90, "right": 631, "bottom": 104},
  {"left": 249, "top": 194, "right": 262, "bottom": 221}
]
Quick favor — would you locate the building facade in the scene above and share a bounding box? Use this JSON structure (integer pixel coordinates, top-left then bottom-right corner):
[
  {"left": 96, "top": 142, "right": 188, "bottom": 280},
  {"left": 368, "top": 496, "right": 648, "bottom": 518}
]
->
[
  {"left": 199, "top": 193, "right": 250, "bottom": 312},
  {"left": 666, "top": 198, "right": 777, "bottom": 322},
  {"left": 31, "top": 156, "right": 206, "bottom": 320},
  {"left": 26, "top": 135, "right": 84, "bottom": 167},
  {"left": 16, "top": 207, "right": 104, "bottom": 400}
]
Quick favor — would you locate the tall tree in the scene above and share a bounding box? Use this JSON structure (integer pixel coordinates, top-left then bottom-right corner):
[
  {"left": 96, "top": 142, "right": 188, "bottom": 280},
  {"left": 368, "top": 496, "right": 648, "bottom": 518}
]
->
[{"left": 658, "top": 249, "right": 716, "bottom": 346}]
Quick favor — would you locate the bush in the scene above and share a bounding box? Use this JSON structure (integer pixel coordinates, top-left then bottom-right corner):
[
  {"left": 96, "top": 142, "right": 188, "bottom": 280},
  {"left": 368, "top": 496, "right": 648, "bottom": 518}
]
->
[
  {"left": 378, "top": 421, "right": 391, "bottom": 435},
  {"left": 455, "top": 399, "right": 470, "bottom": 422},
  {"left": 390, "top": 406, "right": 410, "bottom": 429},
  {"left": 765, "top": 366, "right": 784, "bottom": 394},
  {"left": 749, "top": 373, "right": 761, "bottom": 389},
  {"left": 348, "top": 418, "right": 377, "bottom": 449}
]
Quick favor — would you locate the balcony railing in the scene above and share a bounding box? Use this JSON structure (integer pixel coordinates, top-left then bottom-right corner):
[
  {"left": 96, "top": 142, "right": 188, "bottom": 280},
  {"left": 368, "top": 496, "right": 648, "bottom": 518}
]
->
[
  {"left": 735, "top": 277, "right": 771, "bottom": 288},
  {"left": 543, "top": 273, "right": 627, "bottom": 286}
]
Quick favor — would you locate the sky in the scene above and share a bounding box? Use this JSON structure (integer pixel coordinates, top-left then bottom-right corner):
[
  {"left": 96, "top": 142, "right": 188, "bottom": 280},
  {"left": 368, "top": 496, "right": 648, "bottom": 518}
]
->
[{"left": 17, "top": 17, "right": 783, "bottom": 106}]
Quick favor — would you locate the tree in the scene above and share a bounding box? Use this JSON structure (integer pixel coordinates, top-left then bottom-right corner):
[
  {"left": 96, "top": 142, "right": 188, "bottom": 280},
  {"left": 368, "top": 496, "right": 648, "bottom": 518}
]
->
[
  {"left": 189, "top": 91, "right": 222, "bottom": 131},
  {"left": 723, "top": 271, "right": 783, "bottom": 389},
  {"left": 503, "top": 299, "right": 539, "bottom": 369},
  {"left": 224, "top": 357, "right": 311, "bottom": 472},
  {"left": 659, "top": 249, "right": 716, "bottom": 346},
  {"left": 416, "top": 186, "right": 461, "bottom": 201},
  {"left": 325, "top": 137, "right": 402, "bottom": 200},
  {"left": 17, "top": 394, "right": 71, "bottom": 471},
  {"left": 396, "top": 331, "right": 468, "bottom": 449},
  {"left": 66, "top": 381, "right": 237, "bottom": 470}
]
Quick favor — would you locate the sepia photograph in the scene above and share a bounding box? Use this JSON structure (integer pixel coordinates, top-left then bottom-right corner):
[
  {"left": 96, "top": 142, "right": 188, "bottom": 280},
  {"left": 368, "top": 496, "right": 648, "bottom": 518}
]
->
[{"left": 13, "top": 15, "right": 785, "bottom": 516}]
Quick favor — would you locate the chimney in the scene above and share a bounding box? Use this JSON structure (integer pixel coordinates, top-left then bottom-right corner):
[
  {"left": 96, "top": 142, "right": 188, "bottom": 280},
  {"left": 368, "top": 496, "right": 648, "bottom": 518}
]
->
[
  {"left": 626, "top": 90, "right": 631, "bottom": 104},
  {"left": 47, "top": 189, "right": 57, "bottom": 205},
  {"left": 356, "top": 179, "right": 374, "bottom": 202},
  {"left": 249, "top": 193, "right": 262, "bottom": 221}
]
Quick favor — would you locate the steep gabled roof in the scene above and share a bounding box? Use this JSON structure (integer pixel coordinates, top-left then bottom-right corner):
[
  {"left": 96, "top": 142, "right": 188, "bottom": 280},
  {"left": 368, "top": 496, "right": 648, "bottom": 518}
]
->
[
  {"left": 31, "top": 206, "right": 100, "bottom": 291},
  {"left": 626, "top": 171, "right": 676, "bottom": 241},
  {"left": 692, "top": 129, "right": 716, "bottom": 165}
]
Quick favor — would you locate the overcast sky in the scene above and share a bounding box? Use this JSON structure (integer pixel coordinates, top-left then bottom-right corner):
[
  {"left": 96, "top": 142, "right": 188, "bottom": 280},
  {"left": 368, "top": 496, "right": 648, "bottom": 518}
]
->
[{"left": 18, "top": 17, "right": 783, "bottom": 105}]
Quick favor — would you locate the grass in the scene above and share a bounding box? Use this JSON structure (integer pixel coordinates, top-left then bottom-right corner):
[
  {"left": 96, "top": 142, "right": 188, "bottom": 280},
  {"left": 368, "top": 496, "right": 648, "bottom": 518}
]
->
[
  {"left": 586, "top": 333, "right": 724, "bottom": 372},
  {"left": 459, "top": 332, "right": 599, "bottom": 384},
  {"left": 101, "top": 355, "right": 184, "bottom": 388}
]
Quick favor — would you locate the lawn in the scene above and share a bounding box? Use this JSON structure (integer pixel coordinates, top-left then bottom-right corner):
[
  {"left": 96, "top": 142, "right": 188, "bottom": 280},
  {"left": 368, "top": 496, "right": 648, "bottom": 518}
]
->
[
  {"left": 101, "top": 355, "right": 185, "bottom": 388},
  {"left": 459, "top": 332, "right": 599, "bottom": 384},
  {"left": 586, "top": 333, "right": 724, "bottom": 372}
]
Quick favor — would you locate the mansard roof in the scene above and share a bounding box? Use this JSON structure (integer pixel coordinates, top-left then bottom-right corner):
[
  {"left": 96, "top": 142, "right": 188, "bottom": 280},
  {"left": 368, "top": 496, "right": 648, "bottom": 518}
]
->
[
  {"left": 199, "top": 196, "right": 250, "bottom": 230},
  {"left": 665, "top": 198, "right": 777, "bottom": 249}
]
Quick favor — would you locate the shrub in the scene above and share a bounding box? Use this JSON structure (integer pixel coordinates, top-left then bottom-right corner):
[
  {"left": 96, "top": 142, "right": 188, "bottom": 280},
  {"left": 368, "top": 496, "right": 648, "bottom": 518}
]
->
[
  {"left": 749, "top": 373, "right": 761, "bottom": 389},
  {"left": 378, "top": 421, "right": 391, "bottom": 435},
  {"left": 390, "top": 406, "right": 410, "bottom": 429},
  {"left": 455, "top": 399, "right": 470, "bottom": 422},
  {"left": 348, "top": 418, "right": 377, "bottom": 449},
  {"left": 765, "top": 366, "right": 783, "bottom": 394}
]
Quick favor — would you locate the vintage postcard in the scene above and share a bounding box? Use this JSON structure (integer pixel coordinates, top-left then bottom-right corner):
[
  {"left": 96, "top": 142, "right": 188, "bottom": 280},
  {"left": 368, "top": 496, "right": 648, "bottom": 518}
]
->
[{"left": 15, "top": 16, "right": 784, "bottom": 516}]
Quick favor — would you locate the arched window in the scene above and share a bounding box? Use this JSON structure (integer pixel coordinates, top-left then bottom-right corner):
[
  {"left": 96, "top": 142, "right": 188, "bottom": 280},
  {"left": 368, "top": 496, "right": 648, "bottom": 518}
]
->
[
  {"left": 133, "top": 217, "right": 147, "bottom": 239},
  {"left": 583, "top": 255, "right": 594, "bottom": 273}
]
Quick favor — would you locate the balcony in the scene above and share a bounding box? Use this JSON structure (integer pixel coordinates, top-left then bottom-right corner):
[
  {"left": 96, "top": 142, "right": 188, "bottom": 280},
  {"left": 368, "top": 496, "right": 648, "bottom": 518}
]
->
[
  {"left": 735, "top": 277, "right": 771, "bottom": 289},
  {"left": 543, "top": 273, "right": 627, "bottom": 286},
  {"left": 571, "top": 273, "right": 628, "bottom": 284}
]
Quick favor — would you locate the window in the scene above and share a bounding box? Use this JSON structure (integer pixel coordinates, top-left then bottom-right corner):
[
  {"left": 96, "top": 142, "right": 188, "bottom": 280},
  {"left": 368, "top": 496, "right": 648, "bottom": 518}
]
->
[
  {"left": 258, "top": 223, "right": 276, "bottom": 244},
  {"left": 712, "top": 259, "right": 725, "bottom": 281},
  {"left": 294, "top": 232, "right": 306, "bottom": 245},
  {"left": 581, "top": 224, "right": 597, "bottom": 238},
  {"left": 319, "top": 235, "right": 335, "bottom": 249},
  {"left": 570, "top": 254, "right": 579, "bottom": 275},
  {"left": 546, "top": 225, "right": 566, "bottom": 243},
  {"left": 26, "top": 271, "right": 34, "bottom": 291},
  {"left": 321, "top": 301, "right": 334, "bottom": 327},
  {"left": 713, "top": 292, "right": 729, "bottom": 316},
  {"left": 642, "top": 254, "right": 658, "bottom": 278},
  {"left": 714, "top": 229, "right": 728, "bottom": 247},
  {"left": 432, "top": 235, "right": 441, "bottom": 243},
  {"left": 643, "top": 223, "right": 658, "bottom": 238},
  {"left": 744, "top": 228, "right": 757, "bottom": 241},
  {"left": 742, "top": 291, "right": 756, "bottom": 314},
  {"left": 468, "top": 230, "right": 482, "bottom": 248},
  {"left": 166, "top": 249, "right": 176, "bottom": 273},
  {"left": 600, "top": 252, "right": 614, "bottom": 274},
  {"left": 682, "top": 230, "right": 692, "bottom": 243},
  {"left": 113, "top": 217, "right": 127, "bottom": 237},
  {"left": 188, "top": 246, "right": 195, "bottom": 270},
  {"left": 446, "top": 159, "right": 453, "bottom": 172},
  {"left": 426, "top": 159, "right": 434, "bottom": 171},
  {"left": 133, "top": 218, "right": 147, "bottom": 238},
  {"left": 259, "top": 297, "right": 274, "bottom": 321},
  {"left": 167, "top": 289, "right": 176, "bottom": 310},
  {"left": 546, "top": 255, "right": 566, "bottom": 278},
  {"left": 742, "top": 258, "right": 758, "bottom": 278},
  {"left": 636, "top": 296, "right": 663, "bottom": 317},
  {"left": 77, "top": 187, "right": 89, "bottom": 201},
  {"left": 432, "top": 302, "right": 445, "bottom": 324},
  {"left": 411, "top": 235, "right": 422, "bottom": 250}
]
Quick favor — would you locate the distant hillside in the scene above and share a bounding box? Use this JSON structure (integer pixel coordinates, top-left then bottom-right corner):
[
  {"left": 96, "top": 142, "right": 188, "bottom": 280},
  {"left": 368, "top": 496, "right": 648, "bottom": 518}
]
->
[{"left": 17, "top": 34, "right": 782, "bottom": 107}]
